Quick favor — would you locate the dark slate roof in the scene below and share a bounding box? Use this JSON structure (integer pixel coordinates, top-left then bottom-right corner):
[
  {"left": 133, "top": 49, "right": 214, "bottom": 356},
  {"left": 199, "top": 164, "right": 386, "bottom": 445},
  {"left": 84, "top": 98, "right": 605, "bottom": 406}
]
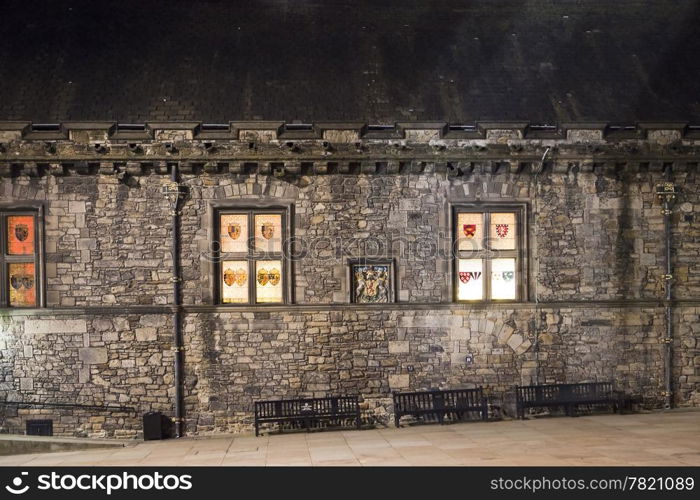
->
[{"left": 1, "top": 0, "right": 699, "bottom": 124}]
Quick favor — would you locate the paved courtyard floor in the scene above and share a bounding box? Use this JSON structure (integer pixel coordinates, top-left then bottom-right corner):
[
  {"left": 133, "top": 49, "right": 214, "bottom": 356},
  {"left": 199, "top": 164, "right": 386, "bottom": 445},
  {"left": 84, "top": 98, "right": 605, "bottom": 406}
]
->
[{"left": 1, "top": 409, "right": 699, "bottom": 466}]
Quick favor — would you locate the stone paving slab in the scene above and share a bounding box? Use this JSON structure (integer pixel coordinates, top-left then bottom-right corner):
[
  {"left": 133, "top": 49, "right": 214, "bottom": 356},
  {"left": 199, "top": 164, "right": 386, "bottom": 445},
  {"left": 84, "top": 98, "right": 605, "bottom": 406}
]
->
[{"left": 0, "top": 410, "right": 698, "bottom": 467}]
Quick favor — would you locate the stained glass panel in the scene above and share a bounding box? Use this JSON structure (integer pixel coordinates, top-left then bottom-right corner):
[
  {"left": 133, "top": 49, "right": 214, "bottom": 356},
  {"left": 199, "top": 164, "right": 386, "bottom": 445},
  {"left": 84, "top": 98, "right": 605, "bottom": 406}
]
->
[
  {"left": 221, "top": 260, "right": 249, "bottom": 303},
  {"left": 254, "top": 214, "right": 282, "bottom": 253},
  {"left": 255, "top": 260, "right": 283, "bottom": 303},
  {"left": 352, "top": 265, "right": 391, "bottom": 303},
  {"left": 457, "top": 259, "right": 483, "bottom": 300},
  {"left": 457, "top": 212, "right": 483, "bottom": 251},
  {"left": 8, "top": 262, "right": 36, "bottom": 307},
  {"left": 491, "top": 258, "right": 517, "bottom": 300},
  {"left": 490, "top": 212, "right": 516, "bottom": 250},
  {"left": 220, "top": 214, "right": 248, "bottom": 253},
  {"left": 7, "top": 215, "right": 35, "bottom": 255}
]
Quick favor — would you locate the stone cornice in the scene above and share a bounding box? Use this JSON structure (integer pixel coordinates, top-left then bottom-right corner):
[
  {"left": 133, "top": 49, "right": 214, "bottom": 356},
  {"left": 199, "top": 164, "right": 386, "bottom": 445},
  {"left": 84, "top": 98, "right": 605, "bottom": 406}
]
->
[
  {"left": 0, "top": 120, "right": 697, "bottom": 141},
  {"left": 0, "top": 121, "right": 698, "bottom": 177}
]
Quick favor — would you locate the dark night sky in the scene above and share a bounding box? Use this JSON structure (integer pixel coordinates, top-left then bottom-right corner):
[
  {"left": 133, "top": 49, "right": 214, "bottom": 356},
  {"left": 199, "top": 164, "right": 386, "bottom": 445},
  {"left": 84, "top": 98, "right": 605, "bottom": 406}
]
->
[{"left": 1, "top": 0, "right": 699, "bottom": 123}]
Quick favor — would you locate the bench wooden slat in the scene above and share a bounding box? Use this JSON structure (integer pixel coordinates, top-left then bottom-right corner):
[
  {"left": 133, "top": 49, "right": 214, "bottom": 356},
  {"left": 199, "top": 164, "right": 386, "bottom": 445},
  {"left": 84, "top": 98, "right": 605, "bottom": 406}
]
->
[
  {"left": 393, "top": 388, "right": 488, "bottom": 427},
  {"left": 515, "top": 382, "right": 620, "bottom": 419},
  {"left": 254, "top": 396, "right": 360, "bottom": 436}
]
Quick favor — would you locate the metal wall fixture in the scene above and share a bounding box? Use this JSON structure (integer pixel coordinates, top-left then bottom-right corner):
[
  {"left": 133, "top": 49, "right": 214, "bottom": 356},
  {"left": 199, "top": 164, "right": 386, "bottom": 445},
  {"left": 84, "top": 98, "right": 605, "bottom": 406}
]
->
[
  {"left": 163, "top": 166, "right": 187, "bottom": 437},
  {"left": 656, "top": 177, "right": 678, "bottom": 409}
]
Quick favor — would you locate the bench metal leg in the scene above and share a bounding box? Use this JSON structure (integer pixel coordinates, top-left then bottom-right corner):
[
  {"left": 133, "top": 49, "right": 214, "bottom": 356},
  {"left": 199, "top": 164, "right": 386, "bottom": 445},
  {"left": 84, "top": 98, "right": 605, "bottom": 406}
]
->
[
  {"left": 615, "top": 396, "right": 624, "bottom": 414},
  {"left": 255, "top": 421, "right": 259, "bottom": 437},
  {"left": 395, "top": 413, "right": 401, "bottom": 428}
]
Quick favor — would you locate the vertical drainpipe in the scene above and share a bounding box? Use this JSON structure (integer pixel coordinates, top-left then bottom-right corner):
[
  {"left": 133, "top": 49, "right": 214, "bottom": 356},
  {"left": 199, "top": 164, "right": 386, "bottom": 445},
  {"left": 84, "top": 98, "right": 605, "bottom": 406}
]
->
[
  {"left": 532, "top": 147, "right": 550, "bottom": 385},
  {"left": 167, "top": 163, "right": 185, "bottom": 437},
  {"left": 656, "top": 170, "right": 677, "bottom": 409}
]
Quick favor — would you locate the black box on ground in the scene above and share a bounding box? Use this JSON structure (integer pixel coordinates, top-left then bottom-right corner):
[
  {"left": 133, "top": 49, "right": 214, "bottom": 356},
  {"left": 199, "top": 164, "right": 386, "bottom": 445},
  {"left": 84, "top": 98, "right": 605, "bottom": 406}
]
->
[{"left": 142, "top": 412, "right": 172, "bottom": 440}]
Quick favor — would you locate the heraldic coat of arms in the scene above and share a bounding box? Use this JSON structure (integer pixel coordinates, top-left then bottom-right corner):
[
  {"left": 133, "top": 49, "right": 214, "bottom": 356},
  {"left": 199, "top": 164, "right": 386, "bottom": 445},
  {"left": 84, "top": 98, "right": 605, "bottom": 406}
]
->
[
  {"left": 354, "top": 265, "right": 390, "bottom": 303},
  {"left": 227, "top": 223, "right": 241, "bottom": 240},
  {"left": 14, "top": 224, "right": 29, "bottom": 242},
  {"left": 463, "top": 224, "right": 477, "bottom": 238}
]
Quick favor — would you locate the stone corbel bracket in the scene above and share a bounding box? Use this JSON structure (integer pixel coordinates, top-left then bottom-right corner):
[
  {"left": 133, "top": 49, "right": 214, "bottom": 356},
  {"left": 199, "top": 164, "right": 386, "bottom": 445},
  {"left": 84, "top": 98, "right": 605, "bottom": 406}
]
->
[{"left": 0, "top": 121, "right": 697, "bottom": 177}]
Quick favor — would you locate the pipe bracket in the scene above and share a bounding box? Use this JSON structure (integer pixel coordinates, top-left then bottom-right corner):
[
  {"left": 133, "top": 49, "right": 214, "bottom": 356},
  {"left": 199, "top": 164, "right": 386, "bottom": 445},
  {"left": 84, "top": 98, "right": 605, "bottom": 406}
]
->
[{"left": 655, "top": 182, "right": 677, "bottom": 199}]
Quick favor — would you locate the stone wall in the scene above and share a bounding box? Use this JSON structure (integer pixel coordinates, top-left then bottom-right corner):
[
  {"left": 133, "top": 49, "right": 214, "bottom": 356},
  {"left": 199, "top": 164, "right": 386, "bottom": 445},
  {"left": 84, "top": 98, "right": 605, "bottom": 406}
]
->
[
  {"left": 0, "top": 313, "right": 173, "bottom": 438},
  {"left": 1, "top": 166, "right": 699, "bottom": 437},
  {"left": 182, "top": 306, "right": 669, "bottom": 433},
  {"left": 3, "top": 168, "right": 699, "bottom": 306},
  {"left": 2, "top": 304, "right": 697, "bottom": 437}
]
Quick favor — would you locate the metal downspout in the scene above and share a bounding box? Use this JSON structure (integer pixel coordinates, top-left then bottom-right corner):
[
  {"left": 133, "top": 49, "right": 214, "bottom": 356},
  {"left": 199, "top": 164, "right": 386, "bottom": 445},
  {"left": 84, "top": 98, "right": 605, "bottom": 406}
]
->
[
  {"left": 532, "top": 147, "right": 550, "bottom": 385},
  {"left": 166, "top": 163, "right": 185, "bottom": 437},
  {"left": 657, "top": 171, "right": 677, "bottom": 409}
]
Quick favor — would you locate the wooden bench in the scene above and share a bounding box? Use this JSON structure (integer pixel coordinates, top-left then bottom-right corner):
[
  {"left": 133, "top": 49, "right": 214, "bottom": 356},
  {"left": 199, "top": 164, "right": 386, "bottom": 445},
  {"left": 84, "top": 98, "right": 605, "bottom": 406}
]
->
[
  {"left": 393, "top": 388, "right": 488, "bottom": 427},
  {"left": 254, "top": 396, "right": 361, "bottom": 436},
  {"left": 515, "top": 381, "right": 623, "bottom": 419}
]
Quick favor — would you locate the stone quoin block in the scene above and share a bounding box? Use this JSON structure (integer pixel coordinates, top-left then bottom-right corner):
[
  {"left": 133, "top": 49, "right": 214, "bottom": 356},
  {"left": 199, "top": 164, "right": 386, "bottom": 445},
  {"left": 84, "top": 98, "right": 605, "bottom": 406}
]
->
[
  {"left": 388, "top": 340, "right": 410, "bottom": 354},
  {"left": 24, "top": 319, "right": 88, "bottom": 335},
  {"left": 398, "top": 316, "right": 463, "bottom": 328},
  {"left": 389, "top": 374, "right": 410, "bottom": 389},
  {"left": 78, "top": 347, "right": 108, "bottom": 365}
]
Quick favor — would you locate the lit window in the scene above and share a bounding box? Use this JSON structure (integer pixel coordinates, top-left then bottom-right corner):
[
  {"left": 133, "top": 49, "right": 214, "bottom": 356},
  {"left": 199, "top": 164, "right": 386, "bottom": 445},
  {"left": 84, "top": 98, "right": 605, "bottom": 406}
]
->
[
  {"left": 216, "top": 208, "right": 288, "bottom": 304},
  {"left": 454, "top": 206, "right": 524, "bottom": 302},
  {"left": 1, "top": 210, "right": 42, "bottom": 307}
]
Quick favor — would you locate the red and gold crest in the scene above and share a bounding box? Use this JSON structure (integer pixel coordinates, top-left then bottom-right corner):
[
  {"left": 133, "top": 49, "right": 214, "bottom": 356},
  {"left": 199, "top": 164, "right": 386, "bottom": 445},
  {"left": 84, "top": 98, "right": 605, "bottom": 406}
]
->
[
  {"left": 223, "top": 268, "right": 236, "bottom": 286},
  {"left": 227, "top": 223, "right": 241, "bottom": 240},
  {"left": 268, "top": 268, "right": 281, "bottom": 286},
  {"left": 463, "top": 224, "right": 476, "bottom": 238},
  {"left": 257, "top": 267, "right": 269, "bottom": 286},
  {"left": 234, "top": 268, "right": 247, "bottom": 286}
]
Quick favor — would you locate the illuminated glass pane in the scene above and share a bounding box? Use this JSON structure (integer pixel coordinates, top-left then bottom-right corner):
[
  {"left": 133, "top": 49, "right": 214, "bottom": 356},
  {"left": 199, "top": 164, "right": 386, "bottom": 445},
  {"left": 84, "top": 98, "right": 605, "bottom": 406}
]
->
[
  {"left": 220, "top": 214, "right": 248, "bottom": 253},
  {"left": 255, "top": 260, "right": 283, "bottom": 303},
  {"left": 221, "top": 260, "right": 249, "bottom": 303},
  {"left": 352, "top": 265, "right": 391, "bottom": 303},
  {"left": 457, "top": 212, "right": 483, "bottom": 251},
  {"left": 457, "top": 259, "right": 483, "bottom": 300},
  {"left": 490, "top": 212, "right": 516, "bottom": 250},
  {"left": 254, "top": 214, "right": 282, "bottom": 253},
  {"left": 491, "top": 258, "right": 517, "bottom": 300},
  {"left": 7, "top": 216, "right": 35, "bottom": 255},
  {"left": 8, "top": 262, "right": 36, "bottom": 307}
]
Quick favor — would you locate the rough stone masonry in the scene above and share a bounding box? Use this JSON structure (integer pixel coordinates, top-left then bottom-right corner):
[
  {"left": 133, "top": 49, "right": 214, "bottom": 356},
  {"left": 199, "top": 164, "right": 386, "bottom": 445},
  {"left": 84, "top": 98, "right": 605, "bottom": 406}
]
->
[{"left": 0, "top": 121, "right": 699, "bottom": 437}]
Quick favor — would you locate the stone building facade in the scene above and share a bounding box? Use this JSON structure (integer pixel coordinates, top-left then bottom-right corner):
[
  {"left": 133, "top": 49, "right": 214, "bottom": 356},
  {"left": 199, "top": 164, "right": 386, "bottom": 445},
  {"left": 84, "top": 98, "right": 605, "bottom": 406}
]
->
[{"left": 0, "top": 121, "right": 699, "bottom": 438}]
